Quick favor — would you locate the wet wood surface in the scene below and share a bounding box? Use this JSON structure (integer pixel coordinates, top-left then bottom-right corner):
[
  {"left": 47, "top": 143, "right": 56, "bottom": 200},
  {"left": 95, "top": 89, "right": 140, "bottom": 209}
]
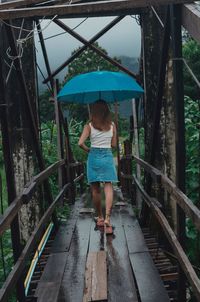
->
[
  {"left": 35, "top": 200, "right": 170, "bottom": 302},
  {"left": 58, "top": 215, "right": 93, "bottom": 302},
  {"left": 106, "top": 209, "right": 138, "bottom": 302},
  {"left": 83, "top": 251, "right": 107, "bottom": 302},
  {"left": 34, "top": 201, "right": 82, "bottom": 302},
  {"left": 129, "top": 252, "right": 170, "bottom": 302}
]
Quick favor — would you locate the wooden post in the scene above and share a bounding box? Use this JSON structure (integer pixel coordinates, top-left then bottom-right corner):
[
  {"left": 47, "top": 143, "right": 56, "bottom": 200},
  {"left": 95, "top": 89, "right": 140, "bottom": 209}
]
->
[{"left": 170, "top": 4, "right": 186, "bottom": 302}]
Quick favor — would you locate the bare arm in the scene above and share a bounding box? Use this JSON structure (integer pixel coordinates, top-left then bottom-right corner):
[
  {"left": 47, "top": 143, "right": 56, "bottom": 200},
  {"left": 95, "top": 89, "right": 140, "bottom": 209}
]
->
[
  {"left": 78, "top": 124, "right": 90, "bottom": 153},
  {"left": 111, "top": 123, "right": 117, "bottom": 148}
]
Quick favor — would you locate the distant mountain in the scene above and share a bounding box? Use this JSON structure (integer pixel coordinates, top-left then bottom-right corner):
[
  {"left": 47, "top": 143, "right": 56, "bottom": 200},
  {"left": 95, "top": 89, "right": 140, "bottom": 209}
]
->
[{"left": 119, "top": 56, "right": 139, "bottom": 73}]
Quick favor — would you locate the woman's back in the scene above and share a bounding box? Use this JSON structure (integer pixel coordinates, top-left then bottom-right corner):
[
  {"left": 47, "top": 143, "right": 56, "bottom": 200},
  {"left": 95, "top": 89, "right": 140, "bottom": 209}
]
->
[{"left": 89, "top": 122, "right": 113, "bottom": 148}]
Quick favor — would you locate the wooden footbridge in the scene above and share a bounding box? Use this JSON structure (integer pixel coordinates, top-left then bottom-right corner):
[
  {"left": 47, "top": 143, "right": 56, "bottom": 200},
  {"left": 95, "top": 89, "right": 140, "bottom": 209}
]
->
[{"left": 0, "top": 0, "right": 200, "bottom": 301}]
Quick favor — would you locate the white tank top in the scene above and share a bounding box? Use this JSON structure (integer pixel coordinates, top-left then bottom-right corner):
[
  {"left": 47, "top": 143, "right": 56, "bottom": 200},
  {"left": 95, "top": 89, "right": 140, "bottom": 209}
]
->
[{"left": 89, "top": 122, "right": 113, "bottom": 148}]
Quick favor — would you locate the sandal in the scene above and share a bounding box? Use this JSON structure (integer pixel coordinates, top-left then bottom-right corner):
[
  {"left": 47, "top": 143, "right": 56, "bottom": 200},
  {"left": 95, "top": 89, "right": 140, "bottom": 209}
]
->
[
  {"left": 96, "top": 217, "right": 104, "bottom": 227},
  {"left": 104, "top": 214, "right": 113, "bottom": 235}
]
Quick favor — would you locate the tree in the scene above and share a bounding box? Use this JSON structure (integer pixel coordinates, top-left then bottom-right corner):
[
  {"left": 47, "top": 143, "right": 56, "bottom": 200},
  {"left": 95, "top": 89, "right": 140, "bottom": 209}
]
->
[
  {"left": 183, "top": 38, "right": 200, "bottom": 100},
  {"left": 62, "top": 42, "right": 121, "bottom": 122},
  {"left": 39, "top": 90, "right": 55, "bottom": 123}
]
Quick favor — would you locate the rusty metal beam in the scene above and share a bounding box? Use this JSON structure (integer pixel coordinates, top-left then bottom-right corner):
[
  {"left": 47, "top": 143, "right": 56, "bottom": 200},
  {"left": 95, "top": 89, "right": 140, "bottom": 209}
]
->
[
  {"left": 0, "top": 35, "right": 25, "bottom": 302},
  {"left": 0, "top": 0, "right": 193, "bottom": 20},
  {"left": 148, "top": 7, "right": 170, "bottom": 165},
  {"left": 36, "top": 19, "right": 54, "bottom": 91},
  {"left": 182, "top": 4, "right": 200, "bottom": 44},
  {"left": 43, "top": 15, "right": 125, "bottom": 83},
  {"left": 53, "top": 19, "right": 138, "bottom": 79},
  {"left": 5, "top": 22, "right": 58, "bottom": 226},
  {"left": 170, "top": 4, "right": 186, "bottom": 302}
]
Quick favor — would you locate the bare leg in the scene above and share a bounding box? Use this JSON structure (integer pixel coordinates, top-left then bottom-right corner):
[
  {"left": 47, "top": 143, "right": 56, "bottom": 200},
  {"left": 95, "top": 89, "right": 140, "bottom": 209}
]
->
[
  {"left": 91, "top": 182, "right": 103, "bottom": 218},
  {"left": 104, "top": 182, "right": 113, "bottom": 225}
]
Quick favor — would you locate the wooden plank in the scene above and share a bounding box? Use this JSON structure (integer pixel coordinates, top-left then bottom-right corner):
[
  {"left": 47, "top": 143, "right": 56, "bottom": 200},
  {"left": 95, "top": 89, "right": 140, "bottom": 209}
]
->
[
  {"left": 50, "top": 200, "right": 81, "bottom": 253},
  {"left": 133, "top": 178, "right": 200, "bottom": 300},
  {"left": 35, "top": 252, "right": 69, "bottom": 302},
  {"left": 114, "top": 201, "right": 127, "bottom": 207},
  {"left": 182, "top": 4, "right": 200, "bottom": 44},
  {"left": 83, "top": 253, "right": 95, "bottom": 302},
  {"left": 88, "top": 220, "right": 105, "bottom": 253},
  {"left": 83, "top": 251, "right": 107, "bottom": 302},
  {"left": 79, "top": 208, "right": 95, "bottom": 214},
  {"left": 121, "top": 206, "right": 149, "bottom": 253},
  {"left": 0, "top": 0, "right": 193, "bottom": 20},
  {"left": 58, "top": 215, "right": 93, "bottom": 301},
  {"left": 0, "top": 184, "right": 70, "bottom": 302},
  {"left": 34, "top": 201, "right": 81, "bottom": 302},
  {"left": 106, "top": 209, "right": 138, "bottom": 302},
  {"left": 129, "top": 252, "right": 170, "bottom": 302},
  {"left": 150, "top": 201, "right": 200, "bottom": 300}
]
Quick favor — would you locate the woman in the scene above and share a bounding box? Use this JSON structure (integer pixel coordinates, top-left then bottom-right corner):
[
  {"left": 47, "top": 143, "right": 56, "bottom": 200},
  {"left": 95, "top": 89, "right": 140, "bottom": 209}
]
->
[{"left": 78, "top": 100, "right": 118, "bottom": 234}]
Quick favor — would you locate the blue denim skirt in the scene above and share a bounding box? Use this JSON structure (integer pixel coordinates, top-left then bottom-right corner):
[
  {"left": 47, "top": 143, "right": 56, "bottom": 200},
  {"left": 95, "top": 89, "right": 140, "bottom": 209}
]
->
[{"left": 87, "top": 148, "right": 118, "bottom": 183}]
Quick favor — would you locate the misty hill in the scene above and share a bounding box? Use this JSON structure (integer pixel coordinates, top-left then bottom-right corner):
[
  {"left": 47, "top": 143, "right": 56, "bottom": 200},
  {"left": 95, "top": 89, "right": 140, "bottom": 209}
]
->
[{"left": 119, "top": 56, "right": 139, "bottom": 73}]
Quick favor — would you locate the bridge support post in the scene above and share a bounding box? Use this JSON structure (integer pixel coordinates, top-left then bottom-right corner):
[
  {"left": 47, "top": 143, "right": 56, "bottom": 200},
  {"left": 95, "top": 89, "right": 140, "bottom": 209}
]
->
[
  {"left": 0, "top": 41, "right": 25, "bottom": 301},
  {"left": 170, "top": 4, "right": 186, "bottom": 302}
]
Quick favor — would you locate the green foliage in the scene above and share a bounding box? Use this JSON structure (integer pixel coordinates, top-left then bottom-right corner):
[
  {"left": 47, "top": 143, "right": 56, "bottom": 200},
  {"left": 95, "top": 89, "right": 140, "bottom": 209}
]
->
[
  {"left": 185, "top": 96, "right": 200, "bottom": 272},
  {"left": 64, "top": 42, "right": 120, "bottom": 83},
  {"left": 62, "top": 42, "right": 121, "bottom": 123},
  {"left": 0, "top": 169, "right": 14, "bottom": 298},
  {"left": 68, "top": 118, "right": 88, "bottom": 162},
  {"left": 41, "top": 122, "right": 58, "bottom": 166},
  {"left": 185, "top": 96, "right": 200, "bottom": 203},
  {"left": 181, "top": 37, "right": 200, "bottom": 281},
  {"left": 40, "top": 122, "right": 60, "bottom": 198},
  {"left": 39, "top": 90, "right": 55, "bottom": 123},
  {"left": 183, "top": 38, "right": 200, "bottom": 100},
  {"left": 0, "top": 135, "right": 3, "bottom": 166}
]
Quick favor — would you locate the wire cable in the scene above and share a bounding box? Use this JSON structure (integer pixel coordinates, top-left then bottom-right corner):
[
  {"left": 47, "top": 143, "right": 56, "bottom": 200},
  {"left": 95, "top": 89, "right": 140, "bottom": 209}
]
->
[{"left": 43, "top": 17, "right": 88, "bottom": 41}]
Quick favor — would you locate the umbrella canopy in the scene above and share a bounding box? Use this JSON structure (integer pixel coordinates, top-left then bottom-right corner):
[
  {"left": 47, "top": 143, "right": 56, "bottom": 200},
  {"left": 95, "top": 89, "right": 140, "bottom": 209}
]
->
[{"left": 57, "top": 71, "right": 144, "bottom": 104}]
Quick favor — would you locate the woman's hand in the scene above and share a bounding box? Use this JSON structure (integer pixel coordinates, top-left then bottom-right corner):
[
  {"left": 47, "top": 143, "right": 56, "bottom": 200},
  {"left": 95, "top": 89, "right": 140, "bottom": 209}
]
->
[{"left": 111, "top": 123, "right": 117, "bottom": 148}]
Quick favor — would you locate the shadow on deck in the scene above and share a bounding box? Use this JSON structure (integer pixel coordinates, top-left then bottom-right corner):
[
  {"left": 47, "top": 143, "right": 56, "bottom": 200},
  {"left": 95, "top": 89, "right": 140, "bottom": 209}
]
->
[{"left": 30, "top": 191, "right": 171, "bottom": 302}]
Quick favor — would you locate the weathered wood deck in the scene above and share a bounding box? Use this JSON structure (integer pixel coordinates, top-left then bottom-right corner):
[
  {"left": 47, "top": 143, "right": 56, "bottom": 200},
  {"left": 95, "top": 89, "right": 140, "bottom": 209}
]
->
[{"left": 33, "top": 194, "right": 170, "bottom": 302}]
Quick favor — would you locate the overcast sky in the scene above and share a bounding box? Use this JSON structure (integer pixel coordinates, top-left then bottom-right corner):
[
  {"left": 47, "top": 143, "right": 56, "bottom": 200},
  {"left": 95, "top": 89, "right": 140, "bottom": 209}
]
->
[{"left": 35, "top": 16, "right": 141, "bottom": 82}]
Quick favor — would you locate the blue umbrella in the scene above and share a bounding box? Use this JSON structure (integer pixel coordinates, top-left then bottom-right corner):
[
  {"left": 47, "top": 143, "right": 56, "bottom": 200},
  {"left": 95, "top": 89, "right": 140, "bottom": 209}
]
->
[{"left": 57, "top": 71, "right": 144, "bottom": 104}]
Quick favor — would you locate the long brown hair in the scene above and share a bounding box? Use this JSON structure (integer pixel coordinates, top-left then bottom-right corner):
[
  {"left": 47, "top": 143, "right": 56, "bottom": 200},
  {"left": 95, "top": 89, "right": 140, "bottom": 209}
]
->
[{"left": 90, "top": 100, "right": 112, "bottom": 131}]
